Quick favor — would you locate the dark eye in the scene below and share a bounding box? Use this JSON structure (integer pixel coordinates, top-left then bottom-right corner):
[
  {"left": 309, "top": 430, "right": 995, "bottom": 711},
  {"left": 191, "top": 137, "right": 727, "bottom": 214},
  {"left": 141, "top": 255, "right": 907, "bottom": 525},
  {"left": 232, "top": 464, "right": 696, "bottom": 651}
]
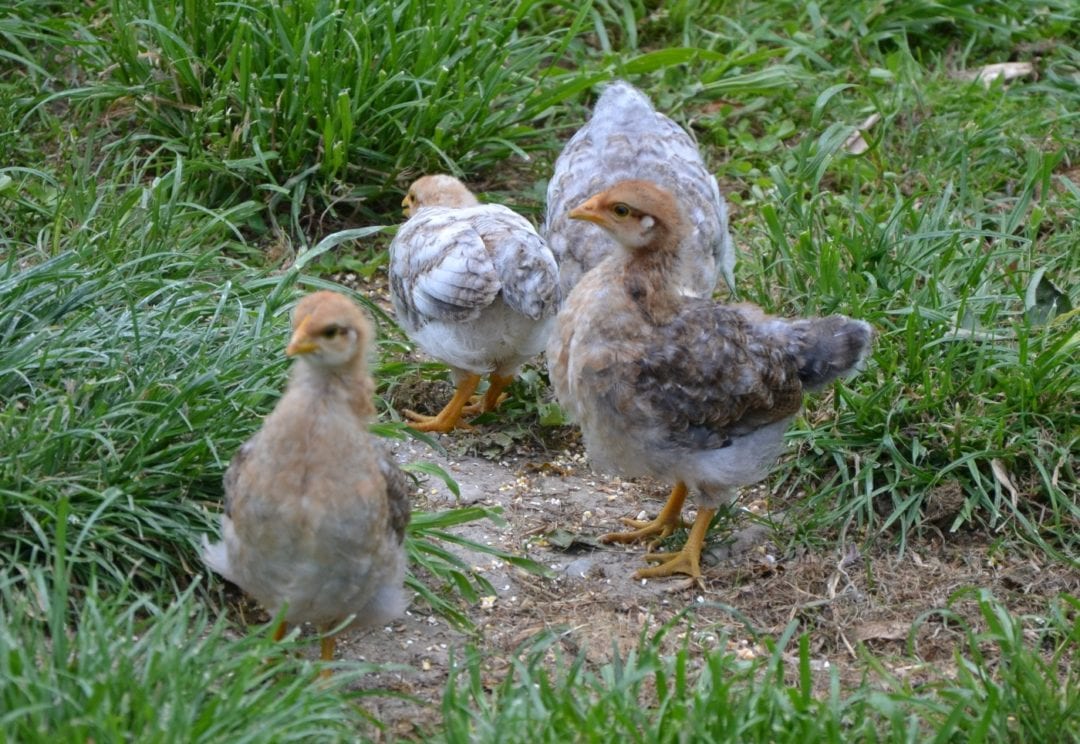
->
[
  {"left": 322, "top": 326, "right": 342, "bottom": 339},
  {"left": 612, "top": 204, "right": 631, "bottom": 218}
]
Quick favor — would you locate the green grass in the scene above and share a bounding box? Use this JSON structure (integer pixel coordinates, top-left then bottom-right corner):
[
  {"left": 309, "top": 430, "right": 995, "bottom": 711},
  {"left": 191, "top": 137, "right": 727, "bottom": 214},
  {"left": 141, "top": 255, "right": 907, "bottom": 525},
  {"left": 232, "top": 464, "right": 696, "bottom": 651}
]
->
[
  {"left": 437, "top": 591, "right": 1080, "bottom": 743},
  {"left": 1, "top": 0, "right": 1077, "bottom": 739},
  {"left": 0, "top": 532, "right": 385, "bottom": 742}
]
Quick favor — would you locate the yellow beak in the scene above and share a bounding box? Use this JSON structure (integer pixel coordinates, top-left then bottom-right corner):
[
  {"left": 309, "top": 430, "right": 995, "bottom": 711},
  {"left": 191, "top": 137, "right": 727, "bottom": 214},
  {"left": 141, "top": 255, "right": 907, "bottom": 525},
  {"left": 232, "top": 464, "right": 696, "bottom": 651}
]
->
[
  {"left": 286, "top": 337, "right": 317, "bottom": 356},
  {"left": 569, "top": 196, "right": 605, "bottom": 225},
  {"left": 286, "top": 317, "right": 317, "bottom": 356}
]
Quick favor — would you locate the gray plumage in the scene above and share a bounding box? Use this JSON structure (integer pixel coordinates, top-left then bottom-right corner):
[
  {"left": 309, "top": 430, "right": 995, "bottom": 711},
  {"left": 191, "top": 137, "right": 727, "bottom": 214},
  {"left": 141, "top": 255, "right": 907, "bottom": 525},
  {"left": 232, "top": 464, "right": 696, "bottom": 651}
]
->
[
  {"left": 389, "top": 175, "right": 560, "bottom": 432},
  {"left": 544, "top": 80, "right": 736, "bottom": 300}
]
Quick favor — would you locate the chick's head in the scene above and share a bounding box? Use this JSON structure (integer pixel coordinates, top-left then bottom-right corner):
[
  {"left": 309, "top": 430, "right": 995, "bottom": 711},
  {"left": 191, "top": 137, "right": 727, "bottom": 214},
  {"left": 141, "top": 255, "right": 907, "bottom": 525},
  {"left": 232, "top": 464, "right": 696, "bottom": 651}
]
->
[
  {"left": 286, "top": 290, "right": 372, "bottom": 369},
  {"left": 401, "top": 174, "right": 480, "bottom": 217},
  {"left": 569, "top": 179, "right": 687, "bottom": 253}
]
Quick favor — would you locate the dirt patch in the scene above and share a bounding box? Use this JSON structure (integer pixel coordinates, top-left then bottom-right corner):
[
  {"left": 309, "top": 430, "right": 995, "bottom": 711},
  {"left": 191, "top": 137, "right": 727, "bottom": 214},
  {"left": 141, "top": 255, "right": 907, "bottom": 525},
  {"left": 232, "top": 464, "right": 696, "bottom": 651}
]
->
[{"left": 232, "top": 430, "right": 1074, "bottom": 740}]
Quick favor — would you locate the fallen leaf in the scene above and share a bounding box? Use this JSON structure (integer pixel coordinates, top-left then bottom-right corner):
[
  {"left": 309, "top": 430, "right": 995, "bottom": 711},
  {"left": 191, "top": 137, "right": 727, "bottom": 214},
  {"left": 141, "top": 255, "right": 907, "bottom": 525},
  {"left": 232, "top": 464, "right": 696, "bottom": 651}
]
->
[
  {"left": 843, "top": 112, "right": 881, "bottom": 155},
  {"left": 544, "top": 528, "right": 605, "bottom": 552},
  {"left": 956, "top": 61, "right": 1035, "bottom": 88},
  {"left": 1025, "top": 267, "right": 1073, "bottom": 325},
  {"left": 990, "top": 458, "right": 1020, "bottom": 508}
]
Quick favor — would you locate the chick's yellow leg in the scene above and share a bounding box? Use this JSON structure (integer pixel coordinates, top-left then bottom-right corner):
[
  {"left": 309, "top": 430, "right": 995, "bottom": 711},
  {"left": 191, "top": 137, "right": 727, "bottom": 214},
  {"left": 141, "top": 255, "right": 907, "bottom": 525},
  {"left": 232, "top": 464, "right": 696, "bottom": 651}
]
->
[
  {"left": 635, "top": 506, "right": 716, "bottom": 580},
  {"left": 601, "top": 482, "right": 688, "bottom": 546},
  {"left": 320, "top": 635, "right": 336, "bottom": 662},
  {"left": 318, "top": 632, "right": 336, "bottom": 679},
  {"left": 463, "top": 372, "right": 514, "bottom": 416},
  {"left": 405, "top": 373, "right": 481, "bottom": 432}
]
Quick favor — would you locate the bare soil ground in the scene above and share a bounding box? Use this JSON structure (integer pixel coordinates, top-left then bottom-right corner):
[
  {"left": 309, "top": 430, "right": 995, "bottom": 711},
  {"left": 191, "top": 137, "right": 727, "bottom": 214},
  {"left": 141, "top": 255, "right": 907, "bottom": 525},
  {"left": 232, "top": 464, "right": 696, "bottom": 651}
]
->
[{"left": 229, "top": 426, "right": 1076, "bottom": 741}]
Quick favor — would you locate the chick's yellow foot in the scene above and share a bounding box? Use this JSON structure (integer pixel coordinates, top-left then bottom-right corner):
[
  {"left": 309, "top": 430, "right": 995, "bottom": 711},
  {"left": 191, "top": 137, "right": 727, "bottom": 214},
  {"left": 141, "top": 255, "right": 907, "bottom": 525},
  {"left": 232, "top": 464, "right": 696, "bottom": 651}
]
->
[
  {"left": 601, "top": 517, "right": 682, "bottom": 545},
  {"left": 404, "top": 408, "right": 474, "bottom": 432},
  {"left": 461, "top": 373, "right": 515, "bottom": 416},
  {"left": 405, "top": 373, "right": 481, "bottom": 433},
  {"left": 632, "top": 506, "right": 715, "bottom": 582},
  {"left": 600, "top": 482, "right": 688, "bottom": 547},
  {"left": 636, "top": 549, "right": 701, "bottom": 580}
]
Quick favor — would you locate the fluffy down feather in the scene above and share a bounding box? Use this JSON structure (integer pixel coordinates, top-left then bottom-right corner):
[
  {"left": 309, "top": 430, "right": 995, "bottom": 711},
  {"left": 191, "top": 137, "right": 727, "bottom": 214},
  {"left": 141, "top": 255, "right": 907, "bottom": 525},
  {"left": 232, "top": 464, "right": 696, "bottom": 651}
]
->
[{"left": 202, "top": 290, "right": 411, "bottom": 661}]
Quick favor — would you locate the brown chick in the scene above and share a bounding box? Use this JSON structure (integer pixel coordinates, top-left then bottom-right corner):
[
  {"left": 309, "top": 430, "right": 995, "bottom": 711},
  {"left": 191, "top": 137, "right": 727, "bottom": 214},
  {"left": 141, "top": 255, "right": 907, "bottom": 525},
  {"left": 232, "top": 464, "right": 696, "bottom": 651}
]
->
[
  {"left": 547, "top": 181, "right": 872, "bottom": 581},
  {"left": 390, "top": 174, "right": 559, "bottom": 433},
  {"left": 202, "top": 290, "right": 411, "bottom": 667}
]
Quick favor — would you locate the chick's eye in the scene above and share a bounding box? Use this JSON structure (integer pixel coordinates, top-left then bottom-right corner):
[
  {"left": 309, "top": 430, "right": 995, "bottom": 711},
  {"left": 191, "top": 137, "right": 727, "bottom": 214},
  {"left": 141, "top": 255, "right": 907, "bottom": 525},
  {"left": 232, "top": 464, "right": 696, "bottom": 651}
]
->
[
  {"left": 612, "top": 204, "right": 631, "bottom": 218},
  {"left": 321, "top": 326, "right": 342, "bottom": 339}
]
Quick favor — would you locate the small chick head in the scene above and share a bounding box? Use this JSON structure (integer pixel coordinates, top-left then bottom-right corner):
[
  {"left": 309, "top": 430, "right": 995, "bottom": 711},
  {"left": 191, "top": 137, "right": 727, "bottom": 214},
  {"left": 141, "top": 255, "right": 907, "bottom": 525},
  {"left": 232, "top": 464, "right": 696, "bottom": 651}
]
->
[
  {"left": 286, "top": 290, "right": 372, "bottom": 369},
  {"left": 401, "top": 174, "right": 480, "bottom": 217},
  {"left": 568, "top": 179, "right": 686, "bottom": 252}
]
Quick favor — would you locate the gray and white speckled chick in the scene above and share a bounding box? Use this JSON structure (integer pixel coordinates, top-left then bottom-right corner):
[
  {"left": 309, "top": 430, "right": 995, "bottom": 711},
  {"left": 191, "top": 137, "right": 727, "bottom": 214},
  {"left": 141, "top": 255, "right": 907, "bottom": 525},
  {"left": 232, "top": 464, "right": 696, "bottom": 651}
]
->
[
  {"left": 391, "top": 175, "right": 560, "bottom": 432},
  {"left": 548, "top": 180, "right": 872, "bottom": 582}
]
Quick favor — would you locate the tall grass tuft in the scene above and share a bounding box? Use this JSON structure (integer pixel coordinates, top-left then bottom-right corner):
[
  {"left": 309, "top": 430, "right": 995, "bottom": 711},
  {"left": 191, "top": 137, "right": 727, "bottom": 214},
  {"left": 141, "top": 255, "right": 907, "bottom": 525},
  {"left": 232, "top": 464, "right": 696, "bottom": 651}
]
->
[
  {"left": 0, "top": 566, "right": 378, "bottom": 741},
  {"left": 46, "top": 0, "right": 590, "bottom": 228}
]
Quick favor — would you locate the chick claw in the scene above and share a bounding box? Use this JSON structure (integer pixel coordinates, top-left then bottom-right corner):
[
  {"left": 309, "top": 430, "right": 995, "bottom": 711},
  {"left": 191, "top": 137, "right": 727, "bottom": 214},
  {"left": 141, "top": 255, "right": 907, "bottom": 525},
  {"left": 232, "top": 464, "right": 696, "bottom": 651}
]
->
[
  {"left": 404, "top": 408, "right": 474, "bottom": 433},
  {"left": 600, "top": 515, "right": 684, "bottom": 549},
  {"left": 636, "top": 548, "right": 702, "bottom": 581},
  {"left": 599, "top": 481, "right": 689, "bottom": 549}
]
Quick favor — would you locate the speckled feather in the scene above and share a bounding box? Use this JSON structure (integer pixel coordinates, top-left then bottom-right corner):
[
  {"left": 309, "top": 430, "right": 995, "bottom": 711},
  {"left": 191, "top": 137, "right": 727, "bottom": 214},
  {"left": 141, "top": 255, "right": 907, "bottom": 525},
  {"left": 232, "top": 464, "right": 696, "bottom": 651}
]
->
[
  {"left": 203, "top": 291, "right": 411, "bottom": 630},
  {"left": 545, "top": 80, "right": 735, "bottom": 299},
  {"left": 390, "top": 180, "right": 559, "bottom": 379},
  {"left": 548, "top": 181, "right": 872, "bottom": 508}
]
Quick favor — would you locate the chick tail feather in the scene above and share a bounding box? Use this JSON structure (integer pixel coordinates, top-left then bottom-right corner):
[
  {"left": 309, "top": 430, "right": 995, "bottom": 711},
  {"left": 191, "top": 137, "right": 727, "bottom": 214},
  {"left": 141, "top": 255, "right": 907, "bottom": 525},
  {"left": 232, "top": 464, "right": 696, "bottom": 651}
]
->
[
  {"left": 793, "top": 316, "right": 874, "bottom": 391},
  {"left": 201, "top": 519, "right": 234, "bottom": 582}
]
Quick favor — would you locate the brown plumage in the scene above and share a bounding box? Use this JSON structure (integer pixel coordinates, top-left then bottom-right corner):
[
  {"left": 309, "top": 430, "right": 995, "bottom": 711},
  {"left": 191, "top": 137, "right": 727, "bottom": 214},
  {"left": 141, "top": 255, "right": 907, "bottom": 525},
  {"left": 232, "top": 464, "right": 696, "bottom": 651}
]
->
[
  {"left": 202, "top": 290, "right": 411, "bottom": 666},
  {"left": 547, "top": 180, "right": 872, "bottom": 581},
  {"left": 402, "top": 174, "right": 481, "bottom": 216}
]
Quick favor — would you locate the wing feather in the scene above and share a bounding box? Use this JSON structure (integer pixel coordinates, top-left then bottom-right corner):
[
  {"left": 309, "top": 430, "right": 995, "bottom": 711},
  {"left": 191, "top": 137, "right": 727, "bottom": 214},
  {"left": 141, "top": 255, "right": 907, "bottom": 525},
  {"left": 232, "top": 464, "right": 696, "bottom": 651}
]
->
[
  {"left": 390, "top": 204, "right": 558, "bottom": 329},
  {"left": 390, "top": 208, "right": 500, "bottom": 327},
  {"left": 376, "top": 445, "right": 412, "bottom": 544},
  {"left": 593, "top": 302, "right": 803, "bottom": 450}
]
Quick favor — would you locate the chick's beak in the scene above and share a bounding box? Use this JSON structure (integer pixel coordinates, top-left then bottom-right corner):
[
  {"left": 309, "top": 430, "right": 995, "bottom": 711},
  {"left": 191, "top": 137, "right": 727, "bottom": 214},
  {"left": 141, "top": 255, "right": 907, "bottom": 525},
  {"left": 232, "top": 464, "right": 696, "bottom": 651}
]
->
[
  {"left": 286, "top": 317, "right": 318, "bottom": 357},
  {"left": 569, "top": 196, "right": 606, "bottom": 226},
  {"left": 286, "top": 336, "right": 317, "bottom": 357},
  {"left": 401, "top": 195, "right": 413, "bottom": 217}
]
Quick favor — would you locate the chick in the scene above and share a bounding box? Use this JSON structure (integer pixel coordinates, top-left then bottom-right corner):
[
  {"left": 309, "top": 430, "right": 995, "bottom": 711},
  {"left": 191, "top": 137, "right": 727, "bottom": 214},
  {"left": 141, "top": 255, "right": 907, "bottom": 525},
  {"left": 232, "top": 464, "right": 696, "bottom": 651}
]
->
[
  {"left": 547, "top": 180, "right": 872, "bottom": 581},
  {"left": 402, "top": 174, "right": 480, "bottom": 216},
  {"left": 202, "top": 290, "right": 411, "bottom": 664},
  {"left": 545, "top": 80, "right": 736, "bottom": 300},
  {"left": 390, "top": 175, "right": 559, "bottom": 432}
]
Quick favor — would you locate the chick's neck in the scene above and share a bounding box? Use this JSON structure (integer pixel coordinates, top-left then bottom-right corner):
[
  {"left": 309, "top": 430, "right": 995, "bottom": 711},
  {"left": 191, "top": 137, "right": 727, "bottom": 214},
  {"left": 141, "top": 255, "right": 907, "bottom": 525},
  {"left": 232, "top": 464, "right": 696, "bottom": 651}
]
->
[
  {"left": 292, "top": 355, "right": 376, "bottom": 420},
  {"left": 619, "top": 226, "right": 683, "bottom": 324}
]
